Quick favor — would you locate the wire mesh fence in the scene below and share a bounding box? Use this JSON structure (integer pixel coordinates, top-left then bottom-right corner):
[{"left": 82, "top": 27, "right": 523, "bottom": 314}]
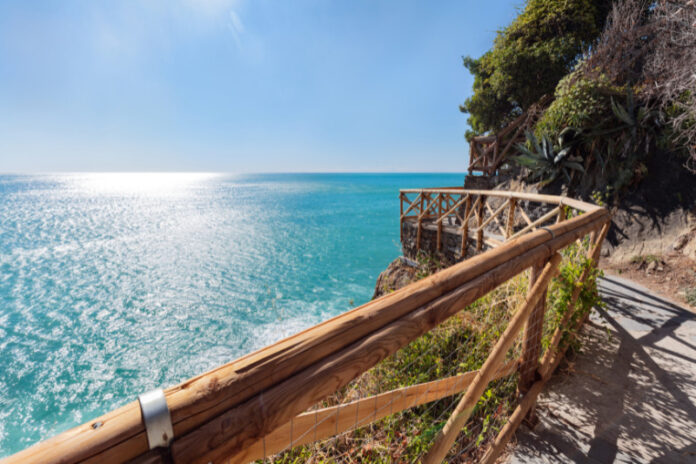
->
[{"left": 242, "top": 214, "right": 602, "bottom": 464}]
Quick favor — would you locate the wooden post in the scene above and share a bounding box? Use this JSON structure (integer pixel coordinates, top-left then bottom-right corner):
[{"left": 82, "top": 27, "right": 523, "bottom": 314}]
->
[
  {"left": 518, "top": 260, "right": 547, "bottom": 421},
  {"left": 422, "top": 253, "right": 562, "bottom": 464},
  {"left": 506, "top": 198, "right": 517, "bottom": 239},
  {"left": 468, "top": 141, "right": 475, "bottom": 175},
  {"left": 437, "top": 193, "right": 443, "bottom": 251},
  {"left": 416, "top": 193, "right": 424, "bottom": 251},
  {"left": 556, "top": 205, "right": 567, "bottom": 223},
  {"left": 476, "top": 195, "right": 486, "bottom": 252},
  {"left": 491, "top": 140, "right": 498, "bottom": 176},
  {"left": 538, "top": 222, "right": 610, "bottom": 379},
  {"left": 399, "top": 193, "right": 404, "bottom": 243},
  {"left": 461, "top": 195, "right": 471, "bottom": 258}
]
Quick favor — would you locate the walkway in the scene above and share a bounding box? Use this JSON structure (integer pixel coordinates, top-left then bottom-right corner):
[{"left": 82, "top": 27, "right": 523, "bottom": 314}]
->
[{"left": 506, "top": 275, "right": 696, "bottom": 463}]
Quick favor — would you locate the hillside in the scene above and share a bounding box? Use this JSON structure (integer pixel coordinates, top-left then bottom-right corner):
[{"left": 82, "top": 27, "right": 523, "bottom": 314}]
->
[{"left": 461, "top": 0, "right": 696, "bottom": 308}]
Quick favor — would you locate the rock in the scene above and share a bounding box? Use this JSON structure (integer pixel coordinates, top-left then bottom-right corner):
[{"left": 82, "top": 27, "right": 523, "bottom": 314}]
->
[
  {"left": 688, "top": 210, "right": 696, "bottom": 225},
  {"left": 372, "top": 257, "right": 417, "bottom": 299},
  {"left": 673, "top": 233, "right": 691, "bottom": 251},
  {"left": 657, "top": 266, "right": 664, "bottom": 272},
  {"left": 647, "top": 261, "right": 658, "bottom": 272}
]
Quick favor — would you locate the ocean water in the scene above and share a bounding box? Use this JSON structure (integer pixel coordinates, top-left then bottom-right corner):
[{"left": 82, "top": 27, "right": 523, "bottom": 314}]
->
[{"left": 0, "top": 172, "right": 463, "bottom": 456}]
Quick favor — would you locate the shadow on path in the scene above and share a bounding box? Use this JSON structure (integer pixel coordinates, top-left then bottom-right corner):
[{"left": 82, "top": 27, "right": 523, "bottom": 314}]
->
[{"left": 507, "top": 276, "right": 696, "bottom": 464}]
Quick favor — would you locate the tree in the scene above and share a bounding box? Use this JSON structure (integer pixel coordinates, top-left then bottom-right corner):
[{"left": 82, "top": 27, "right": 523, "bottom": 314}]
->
[{"left": 461, "top": 0, "right": 614, "bottom": 140}]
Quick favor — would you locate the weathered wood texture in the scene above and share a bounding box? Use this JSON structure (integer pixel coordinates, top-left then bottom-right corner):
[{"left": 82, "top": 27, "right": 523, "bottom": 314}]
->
[{"left": 519, "top": 261, "right": 547, "bottom": 394}]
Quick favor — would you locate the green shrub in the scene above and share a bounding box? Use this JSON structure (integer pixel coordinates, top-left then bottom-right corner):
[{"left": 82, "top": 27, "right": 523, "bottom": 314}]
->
[
  {"left": 684, "top": 287, "right": 696, "bottom": 307},
  {"left": 461, "top": 0, "right": 613, "bottom": 139},
  {"left": 515, "top": 129, "right": 585, "bottom": 185},
  {"left": 535, "top": 70, "right": 623, "bottom": 139},
  {"left": 528, "top": 73, "right": 661, "bottom": 197}
]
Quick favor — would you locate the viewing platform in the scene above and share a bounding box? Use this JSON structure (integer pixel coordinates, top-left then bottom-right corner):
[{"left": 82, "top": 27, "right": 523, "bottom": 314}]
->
[{"left": 400, "top": 188, "right": 590, "bottom": 263}]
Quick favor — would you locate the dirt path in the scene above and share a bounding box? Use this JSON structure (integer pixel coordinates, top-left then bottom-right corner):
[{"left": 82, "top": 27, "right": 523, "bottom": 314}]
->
[
  {"left": 505, "top": 275, "right": 696, "bottom": 463},
  {"left": 602, "top": 255, "right": 696, "bottom": 312}
]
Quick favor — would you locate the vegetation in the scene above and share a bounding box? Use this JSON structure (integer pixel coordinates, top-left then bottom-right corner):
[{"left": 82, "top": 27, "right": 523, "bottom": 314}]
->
[
  {"left": 686, "top": 286, "right": 696, "bottom": 307},
  {"left": 515, "top": 129, "right": 585, "bottom": 185},
  {"left": 629, "top": 254, "right": 662, "bottom": 266},
  {"left": 463, "top": 0, "right": 696, "bottom": 199},
  {"left": 461, "top": 0, "right": 613, "bottom": 140},
  {"left": 265, "top": 245, "right": 602, "bottom": 462}
]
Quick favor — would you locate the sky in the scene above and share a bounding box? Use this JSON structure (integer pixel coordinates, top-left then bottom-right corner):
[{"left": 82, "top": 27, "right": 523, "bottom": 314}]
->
[{"left": 0, "top": 0, "right": 520, "bottom": 173}]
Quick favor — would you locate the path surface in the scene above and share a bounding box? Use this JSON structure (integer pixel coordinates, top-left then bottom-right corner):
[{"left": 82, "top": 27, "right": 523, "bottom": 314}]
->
[{"left": 506, "top": 275, "right": 696, "bottom": 464}]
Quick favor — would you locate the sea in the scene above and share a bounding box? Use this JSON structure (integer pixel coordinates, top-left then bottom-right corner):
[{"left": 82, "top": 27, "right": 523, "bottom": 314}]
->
[{"left": 0, "top": 172, "right": 464, "bottom": 456}]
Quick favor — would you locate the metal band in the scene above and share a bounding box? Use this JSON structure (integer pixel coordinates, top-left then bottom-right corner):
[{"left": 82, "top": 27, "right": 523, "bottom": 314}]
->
[
  {"left": 540, "top": 226, "right": 555, "bottom": 239},
  {"left": 138, "top": 389, "right": 174, "bottom": 449}
]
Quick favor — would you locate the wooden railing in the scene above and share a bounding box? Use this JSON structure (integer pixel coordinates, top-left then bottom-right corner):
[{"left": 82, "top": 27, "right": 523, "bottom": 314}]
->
[
  {"left": 3, "top": 190, "right": 610, "bottom": 464},
  {"left": 400, "top": 187, "right": 589, "bottom": 259},
  {"left": 468, "top": 96, "right": 550, "bottom": 176}
]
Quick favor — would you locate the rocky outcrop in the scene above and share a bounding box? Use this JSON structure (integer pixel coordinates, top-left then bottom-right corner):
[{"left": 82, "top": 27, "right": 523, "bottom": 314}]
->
[
  {"left": 372, "top": 257, "right": 418, "bottom": 300},
  {"left": 401, "top": 221, "right": 470, "bottom": 264},
  {"left": 605, "top": 206, "right": 696, "bottom": 263},
  {"left": 602, "top": 154, "right": 696, "bottom": 264}
]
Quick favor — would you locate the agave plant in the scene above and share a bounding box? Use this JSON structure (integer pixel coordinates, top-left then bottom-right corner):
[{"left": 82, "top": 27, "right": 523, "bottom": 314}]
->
[
  {"left": 585, "top": 89, "right": 662, "bottom": 191},
  {"left": 514, "top": 128, "right": 585, "bottom": 186}
]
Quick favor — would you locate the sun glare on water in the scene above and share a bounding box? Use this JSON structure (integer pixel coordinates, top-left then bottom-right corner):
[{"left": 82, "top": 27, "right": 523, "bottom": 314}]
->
[{"left": 68, "top": 172, "right": 221, "bottom": 196}]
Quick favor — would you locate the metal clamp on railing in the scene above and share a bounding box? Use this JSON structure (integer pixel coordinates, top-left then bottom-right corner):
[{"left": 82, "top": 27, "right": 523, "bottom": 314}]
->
[
  {"left": 138, "top": 389, "right": 174, "bottom": 450},
  {"left": 540, "top": 226, "right": 555, "bottom": 239}
]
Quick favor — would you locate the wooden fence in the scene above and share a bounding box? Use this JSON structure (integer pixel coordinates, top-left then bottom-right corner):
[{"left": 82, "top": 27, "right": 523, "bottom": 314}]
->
[
  {"left": 3, "top": 190, "right": 610, "bottom": 464},
  {"left": 468, "top": 96, "right": 550, "bottom": 176},
  {"left": 400, "top": 188, "right": 589, "bottom": 259}
]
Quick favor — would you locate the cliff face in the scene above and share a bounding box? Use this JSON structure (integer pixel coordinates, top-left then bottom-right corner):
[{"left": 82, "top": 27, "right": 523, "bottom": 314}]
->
[
  {"left": 372, "top": 257, "right": 418, "bottom": 300},
  {"left": 602, "top": 154, "right": 696, "bottom": 264}
]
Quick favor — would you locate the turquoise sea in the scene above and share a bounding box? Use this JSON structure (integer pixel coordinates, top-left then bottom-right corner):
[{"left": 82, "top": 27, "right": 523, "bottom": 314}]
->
[{"left": 0, "top": 172, "right": 463, "bottom": 456}]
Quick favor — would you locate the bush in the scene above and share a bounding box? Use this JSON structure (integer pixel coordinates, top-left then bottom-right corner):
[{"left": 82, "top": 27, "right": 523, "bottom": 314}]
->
[
  {"left": 530, "top": 68, "right": 660, "bottom": 197},
  {"left": 535, "top": 70, "right": 623, "bottom": 139},
  {"left": 686, "top": 286, "right": 696, "bottom": 307},
  {"left": 461, "top": 0, "right": 614, "bottom": 139}
]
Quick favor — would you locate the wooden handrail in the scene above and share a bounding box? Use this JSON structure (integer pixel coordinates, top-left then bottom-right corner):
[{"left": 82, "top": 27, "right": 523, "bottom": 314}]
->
[
  {"left": 5, "top": 191, "right": 609, "bottom": 464},
  {"left": 400, "top": 189, "right": 598, "bottom": 259},
  {"left": 398, "top": 189, "right": 595, "bottom": 213}
]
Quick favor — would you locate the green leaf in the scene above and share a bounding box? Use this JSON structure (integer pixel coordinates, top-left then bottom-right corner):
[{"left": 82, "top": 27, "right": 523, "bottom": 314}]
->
[
  {"left": 564, "top": 161, "right": 585, "bottom": 172},
  {"left": 611, "top": 97, "right": 634, "bottom": 126},
  {"left": 526, "top": 130, "right": 542, "bottom": 156},
  {"left": 514, "top": 155, "right": 539, "bottom": 167}
]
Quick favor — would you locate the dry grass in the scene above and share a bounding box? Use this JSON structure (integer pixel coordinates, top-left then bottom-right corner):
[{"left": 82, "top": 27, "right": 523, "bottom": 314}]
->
[{"left": 262, "top": 240, "right": 600, "bottom": 463}]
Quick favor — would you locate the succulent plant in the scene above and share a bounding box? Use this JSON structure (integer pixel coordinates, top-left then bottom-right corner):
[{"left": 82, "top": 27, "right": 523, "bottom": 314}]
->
[{"left": 514, "top": 129, "right": 585, "bottom": 185}]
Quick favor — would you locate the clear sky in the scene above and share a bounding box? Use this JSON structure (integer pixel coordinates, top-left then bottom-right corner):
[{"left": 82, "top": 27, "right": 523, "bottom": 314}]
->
[{"left": 0, "top": 0, "right": 520, "bottom": 173}]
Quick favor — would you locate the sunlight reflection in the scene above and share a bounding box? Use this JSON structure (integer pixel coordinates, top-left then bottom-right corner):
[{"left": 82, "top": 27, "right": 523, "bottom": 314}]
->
[{"left": 69, "top": 172, "right": 220, "bottom": 196}]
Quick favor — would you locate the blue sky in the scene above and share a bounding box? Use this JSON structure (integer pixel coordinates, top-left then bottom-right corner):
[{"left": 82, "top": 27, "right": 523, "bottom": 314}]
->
[{"left": 0, "top": 0, "right": 520, "bottom": 172}]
